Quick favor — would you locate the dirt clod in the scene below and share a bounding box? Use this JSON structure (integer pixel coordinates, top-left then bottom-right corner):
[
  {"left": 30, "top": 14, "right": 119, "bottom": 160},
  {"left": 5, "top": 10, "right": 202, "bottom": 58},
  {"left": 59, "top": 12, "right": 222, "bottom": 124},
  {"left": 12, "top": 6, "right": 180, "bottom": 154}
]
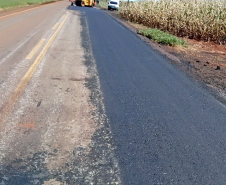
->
[{"left": 215, "top": 66, "right": 221, "bottom": 70}]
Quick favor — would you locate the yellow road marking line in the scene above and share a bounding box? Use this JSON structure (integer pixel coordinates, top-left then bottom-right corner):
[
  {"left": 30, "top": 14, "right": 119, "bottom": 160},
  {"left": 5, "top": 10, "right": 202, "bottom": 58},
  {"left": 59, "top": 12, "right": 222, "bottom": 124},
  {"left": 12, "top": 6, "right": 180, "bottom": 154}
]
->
[
  {"left": 52, "top": 22, "right": 59, "bottom": 30},
  {"left": 26, "top": 39, "right": 46, "bottom": 59},
  {"left": 52, "top": 14, "right": 65, "bottom": 30},
  {"left": 0, "top": 1, "right": 62, "bottom": 20},
  {"left": 0, "top": 13, "right": 69, "bottom": 124}
]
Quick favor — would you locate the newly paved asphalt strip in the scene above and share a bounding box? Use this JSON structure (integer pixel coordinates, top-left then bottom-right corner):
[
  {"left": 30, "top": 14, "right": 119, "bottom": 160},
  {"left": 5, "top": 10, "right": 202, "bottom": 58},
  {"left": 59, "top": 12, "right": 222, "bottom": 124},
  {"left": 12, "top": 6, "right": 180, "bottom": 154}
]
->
[{"left": 71, "top": 6, "right": 226, "bottom": 185}]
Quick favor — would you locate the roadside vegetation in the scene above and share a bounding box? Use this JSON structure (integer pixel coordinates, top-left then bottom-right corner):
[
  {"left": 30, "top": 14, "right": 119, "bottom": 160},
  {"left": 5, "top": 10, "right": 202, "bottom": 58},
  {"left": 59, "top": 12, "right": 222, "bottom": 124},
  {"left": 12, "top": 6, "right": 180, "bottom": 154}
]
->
[
  {"left": 98, "top": 0, "right": 108, "bottom": 9},
  {"left": 138, "top": 28, "right": 187, "bottom": 47},
  {"left": 0, "top": 0, "right": 60, "bottom": 9},
  {"left": 120, "top": 0, "right": 226, "bottom": 44}
]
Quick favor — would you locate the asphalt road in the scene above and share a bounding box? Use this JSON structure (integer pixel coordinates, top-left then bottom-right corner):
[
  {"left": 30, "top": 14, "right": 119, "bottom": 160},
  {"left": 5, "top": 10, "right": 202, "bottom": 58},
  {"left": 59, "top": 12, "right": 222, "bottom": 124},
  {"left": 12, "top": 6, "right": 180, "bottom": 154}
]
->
[
  {"left": 1, "top": 1, "right": 226, "bottom": 185},
  {"left": 74, "top": 6, "right": 226, "bottom": 185}
]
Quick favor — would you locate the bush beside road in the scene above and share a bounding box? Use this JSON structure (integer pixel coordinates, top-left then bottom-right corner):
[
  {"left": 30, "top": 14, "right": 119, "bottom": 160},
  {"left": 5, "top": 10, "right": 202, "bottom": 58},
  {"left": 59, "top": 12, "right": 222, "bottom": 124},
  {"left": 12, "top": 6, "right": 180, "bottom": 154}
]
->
[
  {"left": 138, "top": 28, "right": 187, "bottom": 47},
  {"left": 98, "top": 0, "right": 108, "bottom": 9}
]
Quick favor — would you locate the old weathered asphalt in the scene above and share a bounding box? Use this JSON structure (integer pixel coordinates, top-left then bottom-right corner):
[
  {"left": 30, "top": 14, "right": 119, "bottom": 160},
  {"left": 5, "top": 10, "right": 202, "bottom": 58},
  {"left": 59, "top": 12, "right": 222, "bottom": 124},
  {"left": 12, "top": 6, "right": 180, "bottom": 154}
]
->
[{"left": 73, "top": 6, "right": 226, "bottom": 185}]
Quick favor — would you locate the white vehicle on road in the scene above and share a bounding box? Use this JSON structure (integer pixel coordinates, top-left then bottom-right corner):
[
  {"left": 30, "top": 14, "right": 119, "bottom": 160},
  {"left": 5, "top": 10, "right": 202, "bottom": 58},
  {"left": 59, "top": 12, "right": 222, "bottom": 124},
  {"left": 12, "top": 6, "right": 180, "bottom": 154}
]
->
[{"left": 108, "top": 0, "right": 119, "bottom": 10}]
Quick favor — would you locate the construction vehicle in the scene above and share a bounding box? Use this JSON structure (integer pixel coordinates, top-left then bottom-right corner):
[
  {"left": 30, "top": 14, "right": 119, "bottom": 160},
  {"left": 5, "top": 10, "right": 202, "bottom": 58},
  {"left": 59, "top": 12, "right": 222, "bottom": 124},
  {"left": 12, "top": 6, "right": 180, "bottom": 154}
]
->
[{"left": 75, "top": 0, "right": 96, "bottom": 7}]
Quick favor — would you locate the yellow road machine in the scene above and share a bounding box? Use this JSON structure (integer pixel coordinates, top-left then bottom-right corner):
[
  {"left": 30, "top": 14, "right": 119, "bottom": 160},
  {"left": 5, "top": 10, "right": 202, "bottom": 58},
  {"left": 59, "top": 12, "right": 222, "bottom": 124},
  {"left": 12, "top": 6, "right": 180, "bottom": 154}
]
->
[{"left": 75, "top": 0, "right": 96, "bottom": 7}]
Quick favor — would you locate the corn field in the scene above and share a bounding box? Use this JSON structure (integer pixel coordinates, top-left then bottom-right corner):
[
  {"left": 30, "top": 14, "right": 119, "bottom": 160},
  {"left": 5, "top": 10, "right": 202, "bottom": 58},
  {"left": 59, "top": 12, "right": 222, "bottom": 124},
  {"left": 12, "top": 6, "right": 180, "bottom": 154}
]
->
[{"left": 120, "top": 0, "right": 226, "bottom": 44}]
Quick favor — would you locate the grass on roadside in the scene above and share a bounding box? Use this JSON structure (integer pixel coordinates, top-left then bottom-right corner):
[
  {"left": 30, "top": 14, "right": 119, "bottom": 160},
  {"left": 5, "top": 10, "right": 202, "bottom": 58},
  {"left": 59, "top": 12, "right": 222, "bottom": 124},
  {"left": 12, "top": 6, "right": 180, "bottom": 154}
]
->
[
  {"left": 138, "top": 28, "right": 187, "bottom": 47},
  {"left": 0, "top": 0, "right": 60, "bottom": 9},
  {"left": 98, "top": 0, "right": 108, "bottom": 9}
]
